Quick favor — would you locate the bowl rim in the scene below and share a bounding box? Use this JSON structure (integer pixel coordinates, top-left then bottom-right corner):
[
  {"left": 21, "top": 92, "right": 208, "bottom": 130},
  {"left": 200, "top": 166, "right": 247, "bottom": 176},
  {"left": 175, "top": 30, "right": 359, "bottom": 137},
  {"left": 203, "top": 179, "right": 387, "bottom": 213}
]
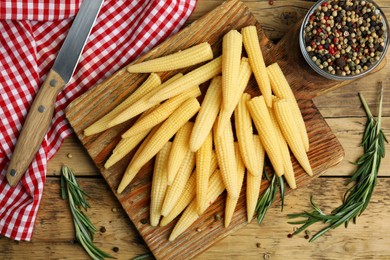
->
[{"left": 299, "top": 0, "right": 390, "bottom": 80}]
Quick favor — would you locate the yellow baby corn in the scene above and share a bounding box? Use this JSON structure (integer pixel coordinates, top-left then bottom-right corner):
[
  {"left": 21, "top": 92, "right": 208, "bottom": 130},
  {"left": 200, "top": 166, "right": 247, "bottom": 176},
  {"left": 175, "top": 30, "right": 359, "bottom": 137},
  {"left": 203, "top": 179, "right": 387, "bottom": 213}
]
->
[
  {"left": 161, "top": 150, "right": 196, "bottom": 216},
  {"left": 168, "top": 199, "right": 199, "bottom": 242},
  {"left": 247, "top": 96, "right": 284, "bottom": 177},
  {"left": 112, "top": 106, "right": 158, "bottom": 156},
  {"left": 216, "top": 57, "right": 252, "bottom": 137},
  {"left": 169, "top": 169, "right": 225, "bottom": 241},
  {"left": 104, "top": 131, "right": 149, "bottom": 169},
  {"left": 269, "top": 101, "right": 296, "bottom": 189},
  {"left": 225, "top": 143, "right": 245, "bottom": 228},
  {"left": 273, "top": 98, "right": 313, "bottom": 176},
  {"left": 221, "top": 30, "right": 242, "bottom": 110},
  {"left": 108, "top": 73, "right": 183, "bottom": 128},
  {"left": 189, "top": 76, "right": 222, "bottom": 152},
  {"left": 214, "top": 121, "right": 239, "bottom": 199},
  {"left": 117, "top": 98, "right": 200, "bottom": 194},
  {"left": 167, "top": 122, "right": 194, "bottom": 185},
  {"left": 121, "top": 85, "right": 200, "bottom": 138},
  {"left": 127, "top": 42, "right": 214, "bottom": 73},
  {"left": 247, "top": 135, "right": 264, "bottom": 222},
  {"left": 148, "top": 56, "right": 222, "bottom": 104},
  {"left": 160, "top": 172, "right": 196, "bottom": 227},
  {"left": 150, "top": 142, "right": 172, "bottom": 226},
  {"left": 196, "top": 132, "right": 213, "bottom": 215},
  {"left": 234, "top": 93, "right": 260, "bottom": 176},
  {"left": 267, "top": 62, "right": 309, "bottom": 152},
  {"left": 104, "top": 107, "right": 158, "bottom": 169},
  {"left": 242, "top": 25, "right": 272, "bottom": 108},
  {"left": 160, "top": 152, "right": 218, "bottom": 226},
  {"left": 84, "top": 73, "right": 161, "bottom": 136}
]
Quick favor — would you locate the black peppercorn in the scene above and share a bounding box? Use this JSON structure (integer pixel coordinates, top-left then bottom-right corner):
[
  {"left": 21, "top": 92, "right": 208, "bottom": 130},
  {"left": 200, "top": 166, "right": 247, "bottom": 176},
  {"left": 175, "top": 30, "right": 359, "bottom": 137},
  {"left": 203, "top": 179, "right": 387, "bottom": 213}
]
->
[
  {"left": 335, "top": 57, "right": 346, "bottom": 68},
  {"left": 324, "top": 43, "right": 330, "bottom": 49}
]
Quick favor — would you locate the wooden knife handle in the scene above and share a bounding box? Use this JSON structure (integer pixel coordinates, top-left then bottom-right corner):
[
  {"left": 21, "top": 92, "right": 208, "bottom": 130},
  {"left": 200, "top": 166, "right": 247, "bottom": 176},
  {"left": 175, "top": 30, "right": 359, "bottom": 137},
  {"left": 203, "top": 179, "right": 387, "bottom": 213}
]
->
[{"left": 6, "top": 69, "right": 66, "bottom": 187}]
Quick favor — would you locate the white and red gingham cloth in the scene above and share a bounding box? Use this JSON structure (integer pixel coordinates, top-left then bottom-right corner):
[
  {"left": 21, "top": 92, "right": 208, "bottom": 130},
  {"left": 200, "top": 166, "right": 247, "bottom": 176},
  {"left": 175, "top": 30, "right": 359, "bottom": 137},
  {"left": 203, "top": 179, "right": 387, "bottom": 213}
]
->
[{"left": 0, "top": 0, "right": 197, "bottom": 241}]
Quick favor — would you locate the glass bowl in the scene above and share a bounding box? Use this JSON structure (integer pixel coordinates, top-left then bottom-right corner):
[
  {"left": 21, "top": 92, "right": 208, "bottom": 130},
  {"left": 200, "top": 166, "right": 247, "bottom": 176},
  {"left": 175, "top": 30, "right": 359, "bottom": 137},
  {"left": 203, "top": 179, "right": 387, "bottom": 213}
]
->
[{"left": 299, "top": 0, "right": 389, "bottom": 80}]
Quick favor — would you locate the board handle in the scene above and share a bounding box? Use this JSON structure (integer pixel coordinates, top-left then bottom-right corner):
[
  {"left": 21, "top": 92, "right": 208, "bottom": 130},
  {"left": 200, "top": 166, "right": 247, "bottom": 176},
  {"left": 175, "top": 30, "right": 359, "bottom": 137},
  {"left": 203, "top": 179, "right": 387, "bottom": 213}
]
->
[{"left": 6, "top": 69, "right": 66, "bottom": 187}]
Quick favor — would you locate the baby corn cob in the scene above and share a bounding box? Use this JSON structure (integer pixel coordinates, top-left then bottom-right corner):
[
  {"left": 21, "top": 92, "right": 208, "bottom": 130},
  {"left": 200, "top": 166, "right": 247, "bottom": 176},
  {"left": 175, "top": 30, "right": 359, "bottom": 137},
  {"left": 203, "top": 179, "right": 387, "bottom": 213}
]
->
[
  {"left": 161, "top": 150, "right": 196, "bottom": 216},
  {"left": 160, "top": 172, "right": 197, "bottom": 227},
  {"left": 168, "top": 199, "right": 199, "bottom": 242},
  {"left": 217, "top": 57, "right": 252, "bottom": 137},
  {"left": 104, "top": 131, "right": 149, "bottom": 169},
  {"left": 167, "top": 122, "right": 194, "bottom": 185},
  {"left": 273, "top": 98, "right": 313, "bottom": 176},
  {"left": 117, "top": 98, "right": 200, "bottom": 194},
  {"left": 214, "top": 121, "right": 239, "bottom": 199},
  {"left": 247, "top": 96, "right": 284, "bottom": 177},
  {"left": 112, "top": 106, "right": 158, "bottom": 155},
  {"left": 121, "top": 86, "right": 200, "bottom": 138},
  {"left": 269, "top": 101, "right": 296, "bottom": 189},
  {"left": 84, "top": 73, "right": 161, "bottom": 136},
  {"left": 161, "top": 152, "right": 218, "bottom": 226},
  {"left": 108, "top": 73, "right": 183, "bottom": 127},
  {"left": 189, "top": 76, "right": 222, "bottom": 152},
  {"left": 247, "top": 135, "right": 264, "bottom": 222},
  {"left": 225, "top": 143, "right": 246, "bottom": 228},
  {"left": 104, "top": 107, "right": 158, "bottom": 169},
  {"left": 127, "top": 42, "right": 214, "bottom": 73},
  {"left": 196, "top": 132, "right": 213, "bottom": 214},
  {"left": 150, "top": 142, "right": 172, "bottom": 226},
  {"left": 169, "top": 170, "right": 225, "bottom": 241},
  {"left": 267, "top": 62, "right": 309, "bottom": 152},
  {"left": 148, "top": 56, "right": 222, "bottom": 104},
  {"left": 234, "top": 93, "right": 261, "bottom": 176},
  {"left": 221, "top": 30, "right": 242, "bottom": 110},
  {"left": 242, "top": 25, "right": 272, "bottom": 107}
]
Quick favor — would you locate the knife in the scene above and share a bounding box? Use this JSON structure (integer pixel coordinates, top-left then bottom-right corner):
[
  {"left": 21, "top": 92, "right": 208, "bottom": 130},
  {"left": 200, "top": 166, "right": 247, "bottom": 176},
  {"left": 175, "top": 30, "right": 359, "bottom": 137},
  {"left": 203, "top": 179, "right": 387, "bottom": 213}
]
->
[{"left": 6, "top": 0, "right": 104, "bottom": 187}]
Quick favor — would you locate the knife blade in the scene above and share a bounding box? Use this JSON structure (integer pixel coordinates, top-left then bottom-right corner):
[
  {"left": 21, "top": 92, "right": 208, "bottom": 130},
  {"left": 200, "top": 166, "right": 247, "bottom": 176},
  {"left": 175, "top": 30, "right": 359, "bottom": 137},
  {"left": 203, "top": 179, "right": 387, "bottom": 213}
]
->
[{"left": 6, "top": 0, "right": 104, "bottom": 187}]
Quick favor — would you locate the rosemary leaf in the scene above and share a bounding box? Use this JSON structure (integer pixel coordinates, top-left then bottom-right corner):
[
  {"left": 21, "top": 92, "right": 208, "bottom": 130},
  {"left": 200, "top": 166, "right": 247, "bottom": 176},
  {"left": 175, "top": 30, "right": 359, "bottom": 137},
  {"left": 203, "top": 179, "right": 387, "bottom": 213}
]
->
[
  {"left": 288, "top": 85, "right": 387, "bottom": 241},
  {"left": 60, "top": 175, "right": 68, "bottom": 200},
  {"left": 61, "top": 165, "right": 114, "bottom": 259},
  {"left": 255, "top": 163, "right": 286, "bottom": 224}
]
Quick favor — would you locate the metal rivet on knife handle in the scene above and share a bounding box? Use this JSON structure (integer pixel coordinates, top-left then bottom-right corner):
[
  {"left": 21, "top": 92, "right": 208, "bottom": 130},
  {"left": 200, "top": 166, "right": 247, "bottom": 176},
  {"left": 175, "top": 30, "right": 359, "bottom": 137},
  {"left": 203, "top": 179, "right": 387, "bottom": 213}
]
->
[
  {"left": 9, "top": 169, "right": 16, "bottom": 177},
  {"left": 38, "top": 105, "right": 46, "bottom": 113},
  {"left": 50, "top": 79, "right": 57, "bottom": 87}
]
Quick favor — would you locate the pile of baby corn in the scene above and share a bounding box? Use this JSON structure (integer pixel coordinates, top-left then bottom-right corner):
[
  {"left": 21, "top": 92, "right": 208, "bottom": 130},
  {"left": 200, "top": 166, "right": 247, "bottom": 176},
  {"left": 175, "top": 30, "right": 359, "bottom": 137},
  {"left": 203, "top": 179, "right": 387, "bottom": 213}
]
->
[{"left": 84, "top": 25, "right": 312, "bottom": 241}]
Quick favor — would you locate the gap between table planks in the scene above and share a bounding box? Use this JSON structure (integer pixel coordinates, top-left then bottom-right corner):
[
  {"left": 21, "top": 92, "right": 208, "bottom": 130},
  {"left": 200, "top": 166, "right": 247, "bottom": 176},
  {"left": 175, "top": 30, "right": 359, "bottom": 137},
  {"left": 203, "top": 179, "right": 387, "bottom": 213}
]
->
[{"left": 64, "top": 0, "right": 387, "bottom": 259}]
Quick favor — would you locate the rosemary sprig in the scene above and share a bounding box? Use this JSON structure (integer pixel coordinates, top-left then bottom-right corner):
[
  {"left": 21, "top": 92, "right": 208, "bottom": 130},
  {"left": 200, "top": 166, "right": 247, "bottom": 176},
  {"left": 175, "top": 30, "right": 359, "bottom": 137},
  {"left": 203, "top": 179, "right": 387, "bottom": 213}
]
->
[
  {"left": 288, "top": 85, "right": 387, "bottom": 242},
  {"left": 61, "top": 166, "right": 114, "bottom": 259},
  {"left": 255, "top": 163, "right": 285, "bottom": 224}
]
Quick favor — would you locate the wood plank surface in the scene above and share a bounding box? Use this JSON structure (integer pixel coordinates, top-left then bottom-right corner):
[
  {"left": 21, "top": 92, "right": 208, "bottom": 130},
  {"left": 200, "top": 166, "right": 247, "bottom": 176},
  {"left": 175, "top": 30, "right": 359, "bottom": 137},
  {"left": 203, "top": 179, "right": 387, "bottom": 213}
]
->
[
  {"left": 2, "top": 177, "right": 390, "bottom": 259},
  {"left": 1, "top": 0, "right": 390, "bottom": 259}
]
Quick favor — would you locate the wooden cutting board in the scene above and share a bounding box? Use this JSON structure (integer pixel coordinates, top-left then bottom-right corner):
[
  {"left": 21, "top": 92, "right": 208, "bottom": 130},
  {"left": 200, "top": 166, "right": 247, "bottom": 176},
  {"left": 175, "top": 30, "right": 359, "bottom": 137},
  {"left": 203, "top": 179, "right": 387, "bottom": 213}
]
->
[{"left": 65, "top": 0, "right": 383, "bottom": 258}]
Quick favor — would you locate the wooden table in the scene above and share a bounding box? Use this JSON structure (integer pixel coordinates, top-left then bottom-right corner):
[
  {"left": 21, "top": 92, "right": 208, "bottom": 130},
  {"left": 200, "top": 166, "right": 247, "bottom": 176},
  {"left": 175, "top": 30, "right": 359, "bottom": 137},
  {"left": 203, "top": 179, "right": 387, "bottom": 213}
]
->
[{"left": 2, "top": 1, "right": 390, "bottom": 259}]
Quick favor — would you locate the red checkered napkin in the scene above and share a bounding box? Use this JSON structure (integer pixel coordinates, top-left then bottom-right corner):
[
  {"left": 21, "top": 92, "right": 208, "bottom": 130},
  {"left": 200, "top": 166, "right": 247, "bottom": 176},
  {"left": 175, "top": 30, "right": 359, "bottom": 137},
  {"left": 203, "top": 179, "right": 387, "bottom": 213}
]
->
[{"left": 0, "top": 0, "right": 197, "bottom": 241}]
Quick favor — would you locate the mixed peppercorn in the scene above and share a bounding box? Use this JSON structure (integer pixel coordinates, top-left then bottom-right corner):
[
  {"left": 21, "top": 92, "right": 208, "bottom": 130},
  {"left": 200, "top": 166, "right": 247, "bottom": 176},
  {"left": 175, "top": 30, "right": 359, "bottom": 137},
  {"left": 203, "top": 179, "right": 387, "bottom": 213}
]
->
[{"left": 303, "top": 0, "right": 387, "bottom": 77}]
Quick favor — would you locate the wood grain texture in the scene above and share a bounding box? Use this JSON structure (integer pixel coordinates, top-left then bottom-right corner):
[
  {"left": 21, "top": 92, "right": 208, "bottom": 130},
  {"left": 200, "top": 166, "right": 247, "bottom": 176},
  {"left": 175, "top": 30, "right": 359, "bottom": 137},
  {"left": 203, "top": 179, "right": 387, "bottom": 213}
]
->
[{"left": 1, "top": 178, "right": 390, "bottom": 259}]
